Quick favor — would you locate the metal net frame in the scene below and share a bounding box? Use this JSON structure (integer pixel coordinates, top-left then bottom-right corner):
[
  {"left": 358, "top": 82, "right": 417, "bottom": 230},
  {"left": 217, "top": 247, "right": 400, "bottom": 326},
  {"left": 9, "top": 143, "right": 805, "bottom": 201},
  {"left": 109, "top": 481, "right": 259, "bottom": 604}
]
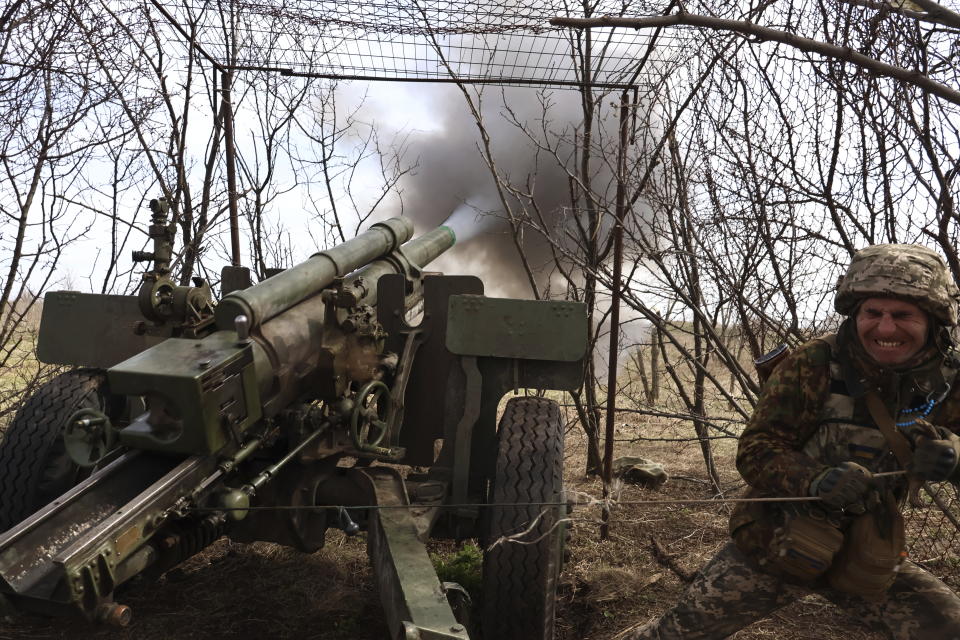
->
[
  {"left": 905, "top": 482, "right": 960, "bottom": 590},
  {"left": 151, "top": 0, "right": 694, "bottom": 89}
]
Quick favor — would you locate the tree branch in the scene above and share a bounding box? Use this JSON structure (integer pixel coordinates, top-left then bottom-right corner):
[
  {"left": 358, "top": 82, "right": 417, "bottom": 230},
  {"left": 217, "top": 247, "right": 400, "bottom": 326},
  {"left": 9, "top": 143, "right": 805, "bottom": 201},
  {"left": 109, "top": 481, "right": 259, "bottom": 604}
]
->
[{"left": 549, "top": 14, "right": 960, "bottom": 107}]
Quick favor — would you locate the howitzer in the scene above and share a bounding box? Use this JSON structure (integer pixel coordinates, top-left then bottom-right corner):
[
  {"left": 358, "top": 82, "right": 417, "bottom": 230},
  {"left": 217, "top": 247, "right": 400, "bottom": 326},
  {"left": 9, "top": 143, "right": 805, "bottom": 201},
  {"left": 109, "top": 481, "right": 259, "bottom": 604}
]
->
[{"left": 0, "top": 203, "right": 587, "bottom": 640}]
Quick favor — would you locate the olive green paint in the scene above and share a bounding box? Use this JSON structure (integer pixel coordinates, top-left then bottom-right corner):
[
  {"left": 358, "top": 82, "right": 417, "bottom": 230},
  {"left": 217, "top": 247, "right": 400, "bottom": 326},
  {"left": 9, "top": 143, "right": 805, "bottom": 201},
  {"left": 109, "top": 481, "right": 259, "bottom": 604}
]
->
[{"left": 446, "top": 295, "right": 588, "bottom": 361}]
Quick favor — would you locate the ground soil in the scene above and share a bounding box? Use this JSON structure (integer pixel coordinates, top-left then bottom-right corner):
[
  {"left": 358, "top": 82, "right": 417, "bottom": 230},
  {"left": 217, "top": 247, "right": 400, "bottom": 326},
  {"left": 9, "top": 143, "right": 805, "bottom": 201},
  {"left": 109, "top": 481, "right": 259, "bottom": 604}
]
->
[{"left": 0, "top": 415, "right": 888, "bottom": 640}]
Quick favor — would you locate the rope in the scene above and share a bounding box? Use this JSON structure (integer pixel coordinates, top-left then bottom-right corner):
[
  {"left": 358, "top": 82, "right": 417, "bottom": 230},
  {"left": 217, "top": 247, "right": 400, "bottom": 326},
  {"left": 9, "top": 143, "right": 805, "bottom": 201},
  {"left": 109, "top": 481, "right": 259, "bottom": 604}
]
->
[
  {"left": 187, "top": 494, "right": 824, "bottom": 514},
  {"left": 185, "top": 471, "right": 910, "bottom": 514}
]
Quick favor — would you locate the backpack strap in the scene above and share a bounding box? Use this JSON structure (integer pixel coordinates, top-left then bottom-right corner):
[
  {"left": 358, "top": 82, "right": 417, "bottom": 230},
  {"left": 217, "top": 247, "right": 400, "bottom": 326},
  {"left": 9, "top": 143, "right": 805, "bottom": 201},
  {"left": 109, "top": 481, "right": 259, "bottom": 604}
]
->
[
  {"left": 863, "top": 392, "right": 913, "bottom": 468},
  {"left": 864, "top": 391, "right": 925, "bottom": 508}
]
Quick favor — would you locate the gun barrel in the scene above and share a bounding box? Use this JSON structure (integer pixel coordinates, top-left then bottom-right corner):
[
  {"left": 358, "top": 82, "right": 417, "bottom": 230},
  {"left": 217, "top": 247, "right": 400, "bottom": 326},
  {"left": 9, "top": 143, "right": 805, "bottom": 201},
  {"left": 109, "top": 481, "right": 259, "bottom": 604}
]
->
[
  {"left": 351, "top": 225, "right": 457, "bottom": 306},
  {"left": 216, "top": 217, "right": 414, "bottom": 329},
  {"left": 402, "top": 225, "right": 457, "bottom": 269}
]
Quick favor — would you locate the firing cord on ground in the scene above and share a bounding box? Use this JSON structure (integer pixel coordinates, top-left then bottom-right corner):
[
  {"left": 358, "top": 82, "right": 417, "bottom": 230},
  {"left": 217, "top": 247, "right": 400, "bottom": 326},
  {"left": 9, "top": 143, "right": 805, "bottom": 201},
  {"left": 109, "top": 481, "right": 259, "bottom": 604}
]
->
[
  {"left": 185, "top": 494, "right": 838, "bottom": 515},
  {"left": 186, "top": 471, "right": 912, "bottom": 514}
]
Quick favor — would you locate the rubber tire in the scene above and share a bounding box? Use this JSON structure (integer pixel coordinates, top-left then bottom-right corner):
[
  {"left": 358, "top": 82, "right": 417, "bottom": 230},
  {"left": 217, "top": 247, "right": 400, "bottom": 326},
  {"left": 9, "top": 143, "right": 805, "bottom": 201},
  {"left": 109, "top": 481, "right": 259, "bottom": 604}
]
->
[
  {"left": 0, "top": 369, "right": 116, "bottom": 531},
  {"left": 481, "top": 397, "right": 564, "bottom": 640}
]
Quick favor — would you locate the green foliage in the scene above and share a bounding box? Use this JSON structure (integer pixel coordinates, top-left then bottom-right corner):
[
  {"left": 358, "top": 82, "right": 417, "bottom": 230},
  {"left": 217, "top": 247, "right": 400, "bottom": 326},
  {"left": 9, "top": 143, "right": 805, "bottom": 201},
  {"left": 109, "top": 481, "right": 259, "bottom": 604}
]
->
[{"left": 430, "top": 543, "right": 482, "bottom": 597}]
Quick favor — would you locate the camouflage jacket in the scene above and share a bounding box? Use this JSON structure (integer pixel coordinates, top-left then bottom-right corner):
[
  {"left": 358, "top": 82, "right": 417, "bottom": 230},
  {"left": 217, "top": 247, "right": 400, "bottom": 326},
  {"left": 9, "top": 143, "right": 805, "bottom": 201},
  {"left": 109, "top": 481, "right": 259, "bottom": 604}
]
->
[{"left": 729, "top": 326, "right": 960, "bottom": 565}]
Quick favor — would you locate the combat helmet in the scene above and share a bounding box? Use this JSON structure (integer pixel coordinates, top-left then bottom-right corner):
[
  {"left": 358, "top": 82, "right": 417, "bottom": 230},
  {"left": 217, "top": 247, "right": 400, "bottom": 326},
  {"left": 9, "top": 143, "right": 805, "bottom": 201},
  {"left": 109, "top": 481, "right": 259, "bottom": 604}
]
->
[{"left": 835, "top": 244, "right": 960, "bottom": 326}]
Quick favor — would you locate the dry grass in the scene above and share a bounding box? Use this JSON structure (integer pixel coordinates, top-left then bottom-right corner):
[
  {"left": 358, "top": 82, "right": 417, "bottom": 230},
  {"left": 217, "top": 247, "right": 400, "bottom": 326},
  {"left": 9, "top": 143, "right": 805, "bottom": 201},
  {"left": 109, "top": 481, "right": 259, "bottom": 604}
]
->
[{"left": 0, "top": 308, "right": 59, "bottom": 424}]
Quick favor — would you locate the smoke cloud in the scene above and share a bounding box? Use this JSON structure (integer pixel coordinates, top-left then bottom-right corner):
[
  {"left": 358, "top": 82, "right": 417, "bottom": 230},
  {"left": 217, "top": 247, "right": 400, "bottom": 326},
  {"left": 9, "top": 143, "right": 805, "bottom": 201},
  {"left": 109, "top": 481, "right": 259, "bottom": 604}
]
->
[{"left": 369, "top": 82, "right": 602, "bottom": 299}]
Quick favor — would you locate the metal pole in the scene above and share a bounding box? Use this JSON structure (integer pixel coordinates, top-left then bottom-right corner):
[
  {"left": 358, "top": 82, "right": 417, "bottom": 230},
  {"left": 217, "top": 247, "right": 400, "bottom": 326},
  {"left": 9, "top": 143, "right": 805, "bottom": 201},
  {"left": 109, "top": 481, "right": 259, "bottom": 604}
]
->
[
  {"left": 221, "top": 69, "right": 241, "bottom": 267},
  {"left": 601, "top": 89, "right": 631, "bottom": 540}
]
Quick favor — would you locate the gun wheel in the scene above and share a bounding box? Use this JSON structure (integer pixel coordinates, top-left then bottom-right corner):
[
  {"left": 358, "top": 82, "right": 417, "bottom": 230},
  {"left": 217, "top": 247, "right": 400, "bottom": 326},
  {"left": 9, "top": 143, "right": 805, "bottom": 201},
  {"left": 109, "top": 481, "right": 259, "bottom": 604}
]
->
[
  {"left": 350, "top": 380, "right": 391, "bottom": 450},
  {"left": 63, "top": 407, "right": 115, "bottom": 468},
  {"left": 0, "top": 370, "right": 124, "bottom": 531},
  {"left": 481, "top": 396, "right": 565, "bottom": 640}
]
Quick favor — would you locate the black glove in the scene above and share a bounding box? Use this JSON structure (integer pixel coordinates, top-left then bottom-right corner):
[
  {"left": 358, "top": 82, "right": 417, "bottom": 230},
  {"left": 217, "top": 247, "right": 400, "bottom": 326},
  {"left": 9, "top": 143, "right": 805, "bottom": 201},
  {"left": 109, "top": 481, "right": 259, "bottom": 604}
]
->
[
  {"left": 809, "top": 461, "right": 873, "bottom": 513},
  {"left": 912, "top": 428, "right": 960, "bottom": 482}
]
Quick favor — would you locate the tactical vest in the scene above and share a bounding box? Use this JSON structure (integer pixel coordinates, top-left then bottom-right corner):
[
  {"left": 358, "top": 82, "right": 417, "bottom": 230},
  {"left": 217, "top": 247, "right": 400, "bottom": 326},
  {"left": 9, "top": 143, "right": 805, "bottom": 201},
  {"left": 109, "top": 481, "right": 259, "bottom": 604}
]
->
[{"left": 802, "top": 334, "right": 956, "bottom": 476}]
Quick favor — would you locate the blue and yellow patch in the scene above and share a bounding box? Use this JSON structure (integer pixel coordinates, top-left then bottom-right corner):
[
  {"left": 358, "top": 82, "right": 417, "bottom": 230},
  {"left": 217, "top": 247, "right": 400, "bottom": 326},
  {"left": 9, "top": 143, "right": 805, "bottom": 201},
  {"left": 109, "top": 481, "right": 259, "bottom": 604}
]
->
[{"left": 848, "top": 442, "right": 882, "bottom": 462}]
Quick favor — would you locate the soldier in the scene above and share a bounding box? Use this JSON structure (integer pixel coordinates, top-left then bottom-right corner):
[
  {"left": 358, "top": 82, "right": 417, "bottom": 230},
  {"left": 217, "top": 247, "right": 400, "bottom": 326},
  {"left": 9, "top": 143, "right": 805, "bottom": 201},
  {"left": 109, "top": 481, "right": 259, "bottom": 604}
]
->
[{"left": 628, "top": 244, "right": 960, "bottom": 640}]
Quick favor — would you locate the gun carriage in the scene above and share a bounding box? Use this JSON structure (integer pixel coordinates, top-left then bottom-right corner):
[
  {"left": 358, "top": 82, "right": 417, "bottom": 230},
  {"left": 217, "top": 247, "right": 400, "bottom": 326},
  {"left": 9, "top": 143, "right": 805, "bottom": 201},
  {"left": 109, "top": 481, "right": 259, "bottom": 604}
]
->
[{"left": 0, "top": 198, "right": 587, "bottom": 640}]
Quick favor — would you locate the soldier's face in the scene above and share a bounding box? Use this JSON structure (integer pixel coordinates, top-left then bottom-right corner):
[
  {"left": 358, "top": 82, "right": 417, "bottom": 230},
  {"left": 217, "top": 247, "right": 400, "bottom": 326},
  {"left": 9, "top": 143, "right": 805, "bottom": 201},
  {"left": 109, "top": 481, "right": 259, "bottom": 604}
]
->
[{"left": 855, "top": 297, "right": 930, "bottom": 366}]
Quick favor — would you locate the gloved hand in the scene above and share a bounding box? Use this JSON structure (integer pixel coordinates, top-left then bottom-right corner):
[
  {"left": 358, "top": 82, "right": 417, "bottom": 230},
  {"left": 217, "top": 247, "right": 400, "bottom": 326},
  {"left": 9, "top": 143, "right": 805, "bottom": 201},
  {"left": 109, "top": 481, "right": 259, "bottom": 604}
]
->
[
  {"left": 912, "top": 428, "right": 960, "bottom": 482},
  {"left": 809, "top": 461, "right": 873, "bottom": 513}
]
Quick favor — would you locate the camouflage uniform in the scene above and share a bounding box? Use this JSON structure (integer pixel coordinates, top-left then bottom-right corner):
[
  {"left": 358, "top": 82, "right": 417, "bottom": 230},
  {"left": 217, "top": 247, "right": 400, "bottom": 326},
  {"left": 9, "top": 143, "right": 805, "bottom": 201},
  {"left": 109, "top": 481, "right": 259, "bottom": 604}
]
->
[{"left": 631, "top": 245, "right": 960, "bottom": 640}]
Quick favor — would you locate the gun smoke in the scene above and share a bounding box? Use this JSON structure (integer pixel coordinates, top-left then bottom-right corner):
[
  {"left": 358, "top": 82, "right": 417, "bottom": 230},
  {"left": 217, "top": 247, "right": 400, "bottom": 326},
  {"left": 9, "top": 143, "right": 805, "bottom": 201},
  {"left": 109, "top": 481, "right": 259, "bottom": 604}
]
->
[{"left": 374, "top": 83, "right": 611, "bottom": 300}]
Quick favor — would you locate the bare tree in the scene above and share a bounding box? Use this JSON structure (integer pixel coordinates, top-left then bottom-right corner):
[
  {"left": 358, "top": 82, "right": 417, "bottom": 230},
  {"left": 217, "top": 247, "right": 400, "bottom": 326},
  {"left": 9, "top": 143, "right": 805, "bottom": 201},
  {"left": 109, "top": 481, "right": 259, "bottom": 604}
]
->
[{"left": 0, "top": 0, "right": 127, "bottom": 413}]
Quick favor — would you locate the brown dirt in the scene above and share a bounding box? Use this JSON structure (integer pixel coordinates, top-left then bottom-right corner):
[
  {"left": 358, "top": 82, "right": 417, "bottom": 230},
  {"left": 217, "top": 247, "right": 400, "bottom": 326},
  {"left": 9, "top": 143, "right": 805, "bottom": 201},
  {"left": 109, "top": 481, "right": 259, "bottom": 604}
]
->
[
  {"left": 0, "top": 413, "right": 887, "bottom": 640},
  {"left": 557, "top": 418, "right": 885, "bottom": 640}
]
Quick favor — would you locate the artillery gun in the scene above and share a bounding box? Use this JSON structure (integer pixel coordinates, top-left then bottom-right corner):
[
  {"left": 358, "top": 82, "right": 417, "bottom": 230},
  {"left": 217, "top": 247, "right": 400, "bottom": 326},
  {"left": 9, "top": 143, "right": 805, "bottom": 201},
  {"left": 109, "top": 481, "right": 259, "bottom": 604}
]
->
[{"left": 0, "top": 198, "right": 587, "bottom": 640}]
